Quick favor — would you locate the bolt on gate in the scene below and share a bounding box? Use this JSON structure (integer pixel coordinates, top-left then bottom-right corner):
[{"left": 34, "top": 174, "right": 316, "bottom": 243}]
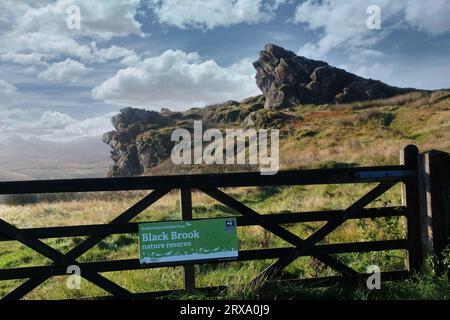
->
[{"left": 0, "top": 145, "right": 442, "bottom": 300}]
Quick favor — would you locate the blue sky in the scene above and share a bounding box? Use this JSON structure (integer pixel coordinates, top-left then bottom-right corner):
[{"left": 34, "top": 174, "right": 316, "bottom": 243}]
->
[{"left": 0, "top": 0, "right": 450, "bottom": 140}]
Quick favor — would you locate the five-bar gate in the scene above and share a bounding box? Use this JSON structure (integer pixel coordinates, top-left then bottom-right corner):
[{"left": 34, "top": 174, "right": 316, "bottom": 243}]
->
[{"left": 0, "top": 145, "right": 428, "bottom": 299}]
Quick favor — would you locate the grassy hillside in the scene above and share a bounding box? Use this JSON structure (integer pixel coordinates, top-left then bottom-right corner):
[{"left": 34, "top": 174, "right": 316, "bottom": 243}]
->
[
  {"left": 0, "top": 91, "right": 449, "bottom": 299},
  {"left": 147, "top": 90, "right": 450, "bottom": 175}
]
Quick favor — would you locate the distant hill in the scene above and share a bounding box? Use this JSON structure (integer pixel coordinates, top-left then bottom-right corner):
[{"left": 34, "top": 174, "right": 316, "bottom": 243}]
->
[{"left": 0, "top": 136, "right": 111, "bottom": 180}]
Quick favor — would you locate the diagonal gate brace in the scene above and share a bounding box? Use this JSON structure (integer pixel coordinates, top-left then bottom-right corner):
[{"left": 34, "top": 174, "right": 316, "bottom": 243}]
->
[
  {"left": 0, "top": 189, "right": 170, "bottom": 300},
  {"left": 253, "top": 182, "right": 397, "bottom": 283},
  {"left": 200, "top": 187, "right": 380, "bottom": 286}
]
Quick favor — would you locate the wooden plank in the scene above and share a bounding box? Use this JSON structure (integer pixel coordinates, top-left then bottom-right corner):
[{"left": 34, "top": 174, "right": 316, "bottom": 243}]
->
[
  {"left": 0, "top": 166, "right": 413, "bottom": 195},
  {"left": 417, "top": 152, "right": 434, "bottom": 258},
  {"left": 0, "top": 240, "right": 407, "bottom": 280},
  {"left": 418, "top": 150, "right": 450, "bottom": 273},
  {"left": 180, "top": 188, "right": 195, "bottom": 292},
  {"left": 401, "top": 145, "right": 423, "bottom": 272},
  {"left": 428, "top": 151, "right": 450, "bottom": 265},
  {"left": 0, "top": 207, "right": 405, "bottom": 242}
]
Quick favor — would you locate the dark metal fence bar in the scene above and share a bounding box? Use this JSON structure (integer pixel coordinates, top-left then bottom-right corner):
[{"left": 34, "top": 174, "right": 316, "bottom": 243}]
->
[
  {"left": 0, "top": 166, "right": 414, "bottom": 195},
  {"left": 0, "top": 239, "right": 407, "bottom": 281},
  {"left": 0, "top": 206, "right": 405, "bottom": 242}
]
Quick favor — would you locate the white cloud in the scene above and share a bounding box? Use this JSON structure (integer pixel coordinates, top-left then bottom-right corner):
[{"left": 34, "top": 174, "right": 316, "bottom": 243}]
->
[
  {"left": 293, "top": 0, "right": 450, "bottom": 58},
  {"left": 120, "top": 54, "right": 141, "bottom": 66},
  {"left": 403, "top": 0, "right": 450, "bottom": 35},
  {"left": 13, "top": 0, "right": 144, "bottom": 40},
  {"left": 148, "top": 0, "right": 282, "bottom": 29},
  {"left": 38, "top": 59, "right": 88, "bottom": 82},
  {"left": 92, "top": 44, "right": 136, "bottom": 63},
  {"left": 13, "top": 32, "right": 94, "bottom": 61},
  {"left": 353, "top": 63, "right": 394, "bottom": 82},
  {"left": 0, "top": 105, "right": 114, "bottom": 141},
  {"left": 1, "top": 41, "right": 137, "bottom": 70},
  {"left": 348, "top": 49, "right": 385, "bottom": 65},
  {"left": 92, "top": 49, "right": 259, "bottom": 109},
  {"left": 0, "top": 78, "right": 17, "bottom": 95},
  {"left": 0, "top": 0, "right": 145, "bottom": 69},
  {"left": 0, "top": 1, "right": 32, "bottom": 32},
  {"left": 36, "top": 111, "right": 114, "bottom": 139},
  {"left": 294, "top": 0, "right": 397, "bottom": 59},
  {"left": 0, "top": 52, "right": 51, "bottom": 66}
]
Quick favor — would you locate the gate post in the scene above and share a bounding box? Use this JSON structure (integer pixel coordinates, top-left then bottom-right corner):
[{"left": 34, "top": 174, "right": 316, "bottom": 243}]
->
[
  {"left": 417, "top": 150, "right": 450, "bottom": 273},
  {"left": 401, "top": 145, "right": 423, "bottom": 272},
  {"left": 180, "top": 188, "right": 196, "bottom": 291}
]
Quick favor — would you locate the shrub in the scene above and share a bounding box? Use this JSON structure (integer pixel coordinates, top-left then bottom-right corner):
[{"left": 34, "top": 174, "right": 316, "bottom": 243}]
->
[{"left": 354, "top": 110, "right": 394, "bottom": 126}]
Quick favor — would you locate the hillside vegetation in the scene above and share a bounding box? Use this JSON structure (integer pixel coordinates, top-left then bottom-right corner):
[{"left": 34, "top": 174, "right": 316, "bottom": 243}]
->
[
  {"left": 147, "top": 90, "right": 450, "bottom": 175},
  {"left": 0, "top": 91, "right": 449, "bottom": 299}
]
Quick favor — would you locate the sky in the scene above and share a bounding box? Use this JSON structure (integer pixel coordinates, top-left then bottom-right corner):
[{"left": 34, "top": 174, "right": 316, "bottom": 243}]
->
[{"left": 0, "top": 0, "right": 450, "bottom": 141}]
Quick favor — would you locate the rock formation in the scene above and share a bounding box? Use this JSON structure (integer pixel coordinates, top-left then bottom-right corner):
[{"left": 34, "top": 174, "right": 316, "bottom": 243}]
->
[
  {"left": 102, "top": 99, "right": 266, "bottom": 176},
  {"left": 253, "top": 44, "right": 414, "bottom": 109},
  {"left": 102, "top": 107, "right": 174, "bottom": 176},
  {"left": 103, "top": 44, "right": 419, "bottom": 176}
]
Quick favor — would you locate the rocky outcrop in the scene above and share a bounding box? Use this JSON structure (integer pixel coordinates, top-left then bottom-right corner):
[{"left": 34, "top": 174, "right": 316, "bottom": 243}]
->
[
  {"left": 102, "top": 107, "right": 178, "bottom": 176},
  {"left": 102, "top": 99, "right": 267, "bottom": 176},
  {"left": 104, "top": 44, "right": 419, "bottom": 176},
  {"left": 253, "top": 44, "right": 414, "bottom": 109}
]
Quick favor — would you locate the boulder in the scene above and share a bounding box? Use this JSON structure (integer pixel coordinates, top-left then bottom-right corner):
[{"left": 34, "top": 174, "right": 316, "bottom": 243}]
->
[
  {"left": 102, "top": 108, "right": 175, "bottom": 177},
  {"left": 253, "top": 44, "right": 414, "bottom": 109}
]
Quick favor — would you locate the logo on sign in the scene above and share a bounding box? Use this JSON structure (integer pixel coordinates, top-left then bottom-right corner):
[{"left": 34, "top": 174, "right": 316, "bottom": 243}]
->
[{"left": 225, "top": 219, "right": 236, "bottom": 232}]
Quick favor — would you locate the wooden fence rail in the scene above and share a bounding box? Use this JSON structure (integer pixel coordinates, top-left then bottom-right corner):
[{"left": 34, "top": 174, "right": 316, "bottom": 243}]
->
[{"left": 0, "top": 144, "right": 448, "bottom": 300}]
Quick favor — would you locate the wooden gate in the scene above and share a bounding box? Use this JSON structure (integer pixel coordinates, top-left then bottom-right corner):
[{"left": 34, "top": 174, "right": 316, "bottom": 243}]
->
[{"left": 0, "top": 145, "right": 426, "bottom": 299}]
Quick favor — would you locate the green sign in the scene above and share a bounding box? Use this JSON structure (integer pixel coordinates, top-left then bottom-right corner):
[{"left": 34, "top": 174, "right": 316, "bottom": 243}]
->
[{"left": 139, "top": 218, "right": 238, "bottom": 264}]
